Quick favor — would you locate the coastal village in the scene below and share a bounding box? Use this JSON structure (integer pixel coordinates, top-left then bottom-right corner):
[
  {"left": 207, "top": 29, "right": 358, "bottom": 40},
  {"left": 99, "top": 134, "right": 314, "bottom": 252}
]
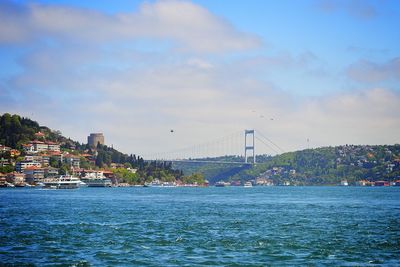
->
[
  {"left": 0, "top": 113, "right": 399, "bottom": 188},
  {"left": 1, "top": 132, "right": 113, "bottom": 187},
  {"left": 1, "top": 129, "right": 400, "bottom": 187},
  {"left": 0, "top": 130, "right": 209, "bottom": 188}
]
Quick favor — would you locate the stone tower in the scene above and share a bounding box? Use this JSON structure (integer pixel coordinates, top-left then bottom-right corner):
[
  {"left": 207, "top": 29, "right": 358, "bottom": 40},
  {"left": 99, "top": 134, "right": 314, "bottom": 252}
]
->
[{"left": 88, "top": 133, "right": 105, "bottom": 147}]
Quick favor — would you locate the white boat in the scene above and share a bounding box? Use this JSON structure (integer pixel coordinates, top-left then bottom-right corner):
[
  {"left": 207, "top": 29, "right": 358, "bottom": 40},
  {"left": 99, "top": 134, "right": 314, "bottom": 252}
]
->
[
  {"left": 144, "top": 180, "right": 176, "bottom": 187},
  {"left": 215, "top": 181, "right": 230, "bottom": 187},
  {"left": 42, "top": 175, "right": 82, "bottom": 189},
  {"left": 243, "top": 181, "right": 253, "bottom": 187},
  {"left": 80, "top": 177, "right": 112, "bottom": 187},
  {"left": 80, "top": 171, "right": 112, "bottom": 187}
]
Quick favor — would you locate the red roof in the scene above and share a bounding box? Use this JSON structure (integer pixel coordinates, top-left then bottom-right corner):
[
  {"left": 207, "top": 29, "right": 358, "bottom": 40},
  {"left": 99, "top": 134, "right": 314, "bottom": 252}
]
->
[
  {"left": 64, "top": 154, "right": 80, "bottom": 158},
  {"left": 46, "top": 141, "right": 59, "bottom": 145},
  {"left": 31, "top": 140, "right": 45, "bottom": 144},
  {"left": 24, "top": 166, "right": 39, "bottom": 170},
  {"left": 35, "top": 132, "right": 45, "bottom": 137}
]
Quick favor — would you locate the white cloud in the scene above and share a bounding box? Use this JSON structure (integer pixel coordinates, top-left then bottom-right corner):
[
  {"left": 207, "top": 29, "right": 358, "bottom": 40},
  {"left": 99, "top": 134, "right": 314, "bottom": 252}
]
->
[
  {"left": 0, "top": 0, "right": 261, "bottom": 53},
  {"left": 347, "top": 57, "right": 400, "bottom": 83},
  {"left": 1, "top": 0, "right": 399, "bottom": 158}
]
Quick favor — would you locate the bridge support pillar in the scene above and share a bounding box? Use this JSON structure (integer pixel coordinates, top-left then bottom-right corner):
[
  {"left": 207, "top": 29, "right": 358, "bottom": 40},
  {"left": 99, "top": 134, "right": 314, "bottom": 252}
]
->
[{"left": 244, "top": 130, "right": 255, "bottom": 164}]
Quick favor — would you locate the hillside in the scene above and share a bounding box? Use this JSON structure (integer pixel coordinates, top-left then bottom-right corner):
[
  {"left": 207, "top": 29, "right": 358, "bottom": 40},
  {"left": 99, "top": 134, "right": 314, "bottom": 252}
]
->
[
  {"left": 175, "top": 145, "right": 400, "bottom": 185},
  {"left": 0, "top": 113, "right": 192, "bottom": 184}
]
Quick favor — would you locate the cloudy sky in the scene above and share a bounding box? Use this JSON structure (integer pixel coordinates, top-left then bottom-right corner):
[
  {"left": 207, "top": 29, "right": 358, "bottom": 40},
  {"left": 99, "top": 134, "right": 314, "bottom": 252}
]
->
[{"left": 0, "top": 0, "right": 399, "bottom": 157}]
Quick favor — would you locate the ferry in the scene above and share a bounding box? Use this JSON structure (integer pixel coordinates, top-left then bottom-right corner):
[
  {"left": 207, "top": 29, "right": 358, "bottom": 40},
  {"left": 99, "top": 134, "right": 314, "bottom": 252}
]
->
[
  {"left": 80, "top": 177, "right": 112, "bottom": 187},
  {"left": 80, "top": 171, "right": 112, "bottom": 187},
  {"left": 42, "top": 175, "right": 82, "bottom": 189}
]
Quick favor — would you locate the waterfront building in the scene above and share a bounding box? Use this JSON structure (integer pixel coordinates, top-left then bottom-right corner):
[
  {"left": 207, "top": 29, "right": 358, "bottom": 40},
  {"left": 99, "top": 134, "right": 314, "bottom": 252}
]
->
[
  {"left": 24, "top": 166, "right": 45, "bottom": 184},
  {"left": 374, "top": 181, "right": 389, "bottom": 186},
  {"left": 6, "top": 172, "right": 25, "bottom": 185},
  {"left": 255, "top": 177, "right": 274, "bottom": 186},
  {"left": 87, "top": 133, "right": 105, "bottom": 147}
]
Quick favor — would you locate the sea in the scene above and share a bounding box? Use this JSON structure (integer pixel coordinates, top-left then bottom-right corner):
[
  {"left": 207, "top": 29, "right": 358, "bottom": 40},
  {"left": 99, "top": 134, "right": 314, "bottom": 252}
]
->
[{"left": 1, "top": 186, "right": 399, "bottom": 266}]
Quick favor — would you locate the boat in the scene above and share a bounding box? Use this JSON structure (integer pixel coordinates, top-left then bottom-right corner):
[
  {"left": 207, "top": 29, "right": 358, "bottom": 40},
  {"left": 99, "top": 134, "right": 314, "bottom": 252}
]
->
[
  {"left": 215, "top": 181, "right": 230, "bottom": 187},
  {"left": 80, "top": 172, "right": 112, "bottom": 187},
  {"left": 144, "top": 180, "right": 176, "bottom": 187},
  {"left": 243, "top": 181, "right": 253, "bottom": 187},
  {"left": 42, "top": 175, "right": 82, "bottom": 189}
]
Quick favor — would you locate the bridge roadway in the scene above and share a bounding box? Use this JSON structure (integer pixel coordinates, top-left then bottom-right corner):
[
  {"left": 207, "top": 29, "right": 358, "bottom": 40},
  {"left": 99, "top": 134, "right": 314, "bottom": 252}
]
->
[{"left": 144, "top": 159, "right": 253, "bottom": 165}]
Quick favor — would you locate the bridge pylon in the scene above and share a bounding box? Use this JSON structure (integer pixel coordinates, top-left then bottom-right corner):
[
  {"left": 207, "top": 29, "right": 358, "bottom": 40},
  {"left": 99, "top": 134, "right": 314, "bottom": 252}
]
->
[{"left": 244, "top": 129, "right": 256, "bottom": 164}]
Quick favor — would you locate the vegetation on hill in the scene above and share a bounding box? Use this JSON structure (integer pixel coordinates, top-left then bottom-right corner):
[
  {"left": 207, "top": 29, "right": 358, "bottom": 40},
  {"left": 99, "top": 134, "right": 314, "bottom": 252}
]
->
[
  {"left": 3, "top": 113, "right": 399, "bottom": 185},
  {"left": 0, "top": 113, "right": 202, "bottom": 184},
  {"left": 175, "top": 145, "right": 400, "bottom": 185}
]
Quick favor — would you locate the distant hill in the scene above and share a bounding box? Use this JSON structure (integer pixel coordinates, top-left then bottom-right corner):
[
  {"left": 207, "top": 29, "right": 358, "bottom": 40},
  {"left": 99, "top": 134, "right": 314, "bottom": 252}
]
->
[{"left": 174, "top": 145, "right": 400, "bottom": 185}]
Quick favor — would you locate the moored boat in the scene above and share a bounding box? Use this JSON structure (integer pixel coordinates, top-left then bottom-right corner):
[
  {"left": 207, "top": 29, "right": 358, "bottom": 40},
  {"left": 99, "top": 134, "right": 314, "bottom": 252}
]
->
[
  {"left": 80, "top": 171, "right": 112, "bottom": 187},
  {"left": 215, "top": 181, "right": 230, "bottom": 187},
  {"left": 42, "top": 175, "right": 82, "bottom": 189},
  {"left": 243, "top": 181, "right": 253, "bottom": 187},
  {"left": 144, "top": 180, "right": 176, "bottom": 187}
]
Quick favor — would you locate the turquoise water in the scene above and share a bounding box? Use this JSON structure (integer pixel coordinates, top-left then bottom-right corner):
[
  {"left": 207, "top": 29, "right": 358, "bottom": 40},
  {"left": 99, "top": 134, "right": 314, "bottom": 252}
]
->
[{"left": 1, "top": 187, "right": 399, "bottom": 266}]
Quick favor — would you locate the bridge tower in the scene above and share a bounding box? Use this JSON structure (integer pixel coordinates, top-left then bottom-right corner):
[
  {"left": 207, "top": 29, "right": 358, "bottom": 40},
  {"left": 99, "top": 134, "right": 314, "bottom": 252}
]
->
[{"left": 244, "top": 129, "right": 256, "bottom": 164}]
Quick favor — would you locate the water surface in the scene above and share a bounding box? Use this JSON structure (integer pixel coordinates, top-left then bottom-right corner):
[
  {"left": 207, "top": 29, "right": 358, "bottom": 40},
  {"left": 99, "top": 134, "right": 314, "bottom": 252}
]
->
[{"left": 1, "top": 187, "right": 399, "bottom": 266}]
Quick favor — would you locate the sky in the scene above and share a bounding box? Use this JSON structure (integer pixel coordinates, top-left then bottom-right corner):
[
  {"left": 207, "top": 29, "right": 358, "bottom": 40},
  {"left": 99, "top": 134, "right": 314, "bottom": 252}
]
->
[{"left": 0, "top": 0, "right": 399, "bottom": 157}]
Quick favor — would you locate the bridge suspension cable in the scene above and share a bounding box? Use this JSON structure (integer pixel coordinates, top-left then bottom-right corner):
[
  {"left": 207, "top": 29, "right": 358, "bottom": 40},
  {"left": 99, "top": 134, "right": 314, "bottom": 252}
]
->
[
  {"left": 143, "top": 129, "right": 285, "bottom": 163},
  {"left": 255, "top": 128, "right": 285, "bottom": 153}
]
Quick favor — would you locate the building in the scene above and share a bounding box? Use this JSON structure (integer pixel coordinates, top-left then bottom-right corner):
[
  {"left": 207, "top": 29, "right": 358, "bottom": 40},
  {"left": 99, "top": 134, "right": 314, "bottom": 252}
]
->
[
  {"left": 23, "top": 166, "right": 45, "bottom": 184},
  {"left": 34, "top": 131, "right": 45, "bottom": 139},
  {"left": 31, "top": 141, "right": 49, "bottom": 152},
  {"left": 0, "top": 145, "right": 11, "bottom": 152},
  {"left": 374, "top": 181, "right": 389, "bottom": 186},
  {"left": 22, "top": 141, "right": 61, "bottom": 154},
  {"left": 44, "top": 167, "right": 59, "bottom": 177},
  {"left": 88, "top": 133, "right": 105, "bottom": 147},
  {"left": 46, "top": 142, "right": 60, "bottom": 152},
  {"left": 16, "top": 161, "right": 42, "bottom": 172},
  {"left": 6, "top": 172, "right": 25, "bottom": 185},
  {"left": 63, "top": 154, "right": 80, "bottom": 169}
]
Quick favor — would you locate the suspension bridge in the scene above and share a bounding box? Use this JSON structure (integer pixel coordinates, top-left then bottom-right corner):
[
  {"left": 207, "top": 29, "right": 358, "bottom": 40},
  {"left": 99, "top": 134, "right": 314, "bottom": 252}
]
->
[{"left": 143, "top": 129, "right": 285, "bottom": 165}]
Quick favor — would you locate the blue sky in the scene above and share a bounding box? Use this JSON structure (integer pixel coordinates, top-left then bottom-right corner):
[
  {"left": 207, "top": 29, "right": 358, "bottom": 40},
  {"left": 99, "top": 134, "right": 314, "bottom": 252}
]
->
[{"left": 0, "top": 0, "right": 399, "bottom": 156}]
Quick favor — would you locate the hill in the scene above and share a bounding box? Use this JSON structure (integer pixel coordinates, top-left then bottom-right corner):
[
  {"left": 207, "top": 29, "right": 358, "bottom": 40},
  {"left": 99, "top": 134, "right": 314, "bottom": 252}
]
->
[
  {"left": 174, "top": 145, "right": 400, "bottom": 185},
  {"left": 0, "top": 113, "right": 192, "bottom": 184}
]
